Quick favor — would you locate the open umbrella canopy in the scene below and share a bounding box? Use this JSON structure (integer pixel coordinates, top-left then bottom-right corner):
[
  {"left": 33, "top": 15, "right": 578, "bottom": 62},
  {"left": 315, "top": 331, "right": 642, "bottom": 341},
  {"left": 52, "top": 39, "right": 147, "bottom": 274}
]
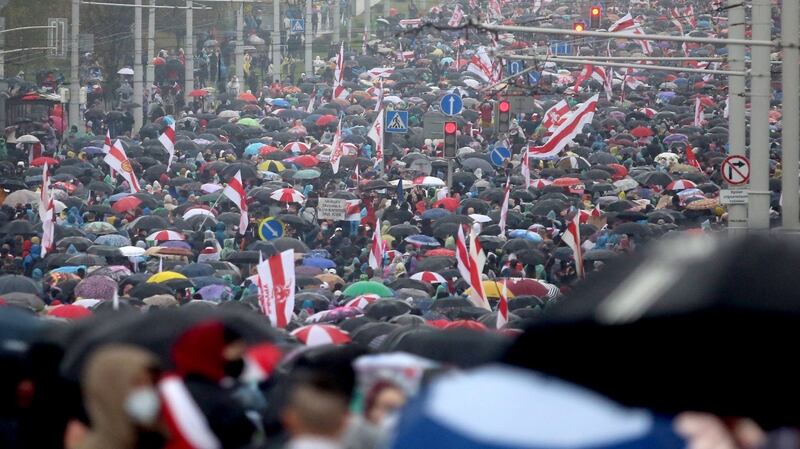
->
[{"left": 342, "top": 281, "right": 394, "bottom": 298}]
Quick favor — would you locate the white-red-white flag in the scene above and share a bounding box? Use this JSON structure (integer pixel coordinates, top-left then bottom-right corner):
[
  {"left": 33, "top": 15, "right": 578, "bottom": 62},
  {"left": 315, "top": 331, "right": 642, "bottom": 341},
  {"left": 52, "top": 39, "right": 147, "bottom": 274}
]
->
[
  {"left": 222, "top": 170, "right": 249, "bottom": 234},
  {"left": 521, "top": 146, "right": 530, "bottom": 188},
  {"left": 39, "top": 163, "right": 55, "bottom": 258},
  {"left": 333, "top": 43, "right": 349, "bottom": 100},
  {"left": 330, "top": 119, "right": 344, "bottom": 174},
  {"left": 498, "top": 177, "right": 511, "bottom": 235},
  {"left": 468, "top": 226, "right": 490, "bottom": 309},
  {"left": 448, "top": 4, "right": 463, "bottom": 27},
  {"left": 103, "top": 131, "right": 117, "bottom": 179},
  {"left": 608, "top": 13, "right": 652, "bottom": 55},
  {"left": 456, "top": 226, "right": 489, "bottom": 309},
  {"left": 694, "top": 96, "right": 703, "bottom": 126},
  {"left": 373, "top": 78, "right": 384, "bottom": 112},
  {"left": 368, "top": 221, "right": 384, "bottom": 271},
  {"left": 307, "top": 88, "right": 316, "bottom": 113},
  {"left": 158, "top": 116, "right": 177, "bottom": 169},
  {"left": 541, "top": 99, "right": 570, "bottom": 132},
  {"left": 367, "top": 104, "right": 384, "bottom": 170},
  {"left": 467, "top": 46, "right": 500, "bottom": 83},
  {"left": 530, "top": 95, "right": 598, "bottom": 159},
  {"left": 104, "top": 139, "right": 142, "bottom": 193},
  {"left": 579, "top": 204, "right": 602, "bottom": 223},
  {"left": 159, "top": 374, "right": 221, "bottom": 449},
  {"left": 496, "top": 281, "right": 509, "bottom": 329},
  {"left": 256, "top": 249, "right": 296, "bottom": 328},
  {"left": 562, "top": 212, "right": 584, "bottom": 279}
]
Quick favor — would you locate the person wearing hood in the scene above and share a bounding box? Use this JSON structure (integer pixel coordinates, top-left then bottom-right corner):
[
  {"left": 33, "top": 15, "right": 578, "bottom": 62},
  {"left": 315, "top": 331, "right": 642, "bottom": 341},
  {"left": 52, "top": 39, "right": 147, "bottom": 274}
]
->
[
  {"left": 68, "top": 345, "right": 164, "bottom": 449},
  {"left": 168, "top": 321, "right": 256, "bottom": 449}
]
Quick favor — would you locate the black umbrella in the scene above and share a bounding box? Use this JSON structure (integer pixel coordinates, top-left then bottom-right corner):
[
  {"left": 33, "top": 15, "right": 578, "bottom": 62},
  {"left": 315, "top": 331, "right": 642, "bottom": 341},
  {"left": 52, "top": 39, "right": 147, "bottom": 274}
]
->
[
  {"left": 2, "top": 220, "right": 34, "bottom": 235},
  {"left": 86, "top": 245, "right": 121, "bottom": 257},
  {"left": 502, "top": 239, "right": 538, "bottom": 253},
  {"left": 86, "top": 181, "right": 113, "bottom": 194},
  {"left": 130, "top": 215, "right": 169, "bottom": 231},
  {"left": 66, "top": 254, "right": 107, "bottom": 266},
  {"left": 388, "top": 278, "right": 433, "bottom": 293},
  {"left": 56, "top": 236, "right": 94, "bottom": 251},
  {"left": 611, "top": 222, "right": 650, "bottom": 237},
  {"left": 363, "top": 299, "right": 412, "bottom": 320},
  {"left": 415, "top": 256, "right": 455, "bottom": 271},
  {"left": 272, "top": 237, "right": 310, "bottom": 253},
  {"left": 0, "top": 275, "right": 39, "bottom": 295},
  {"left": 514, "top": 249, "right": 548, "bottom": 265},
  {"left": 387, "top": 224, "right": 421, "bottom": 240}
]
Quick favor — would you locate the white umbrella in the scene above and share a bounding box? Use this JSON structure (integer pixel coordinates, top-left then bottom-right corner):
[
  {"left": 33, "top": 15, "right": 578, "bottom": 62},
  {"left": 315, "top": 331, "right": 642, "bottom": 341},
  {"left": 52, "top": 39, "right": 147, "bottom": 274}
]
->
[
  {"left": 117, "top": 67, "right": 134, "bottom": 75},
  {"left": 469, "top": 213, "right": 492, "bottom": 223},
  {"left": 119, "top": 246, "right": 146, "bottom": 257},
  {"left": 16, "top": 134, "right": 40, "bottom": 144}
]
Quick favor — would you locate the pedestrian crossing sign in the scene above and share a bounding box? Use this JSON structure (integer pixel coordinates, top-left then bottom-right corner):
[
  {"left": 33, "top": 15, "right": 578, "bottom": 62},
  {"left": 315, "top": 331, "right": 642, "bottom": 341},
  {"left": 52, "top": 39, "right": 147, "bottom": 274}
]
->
[
  {"left": 290, "top": 19, "right": 305, "bottom": 33},
  {"left": 385, "top": 110, "right": 409, "bottom": 134}
]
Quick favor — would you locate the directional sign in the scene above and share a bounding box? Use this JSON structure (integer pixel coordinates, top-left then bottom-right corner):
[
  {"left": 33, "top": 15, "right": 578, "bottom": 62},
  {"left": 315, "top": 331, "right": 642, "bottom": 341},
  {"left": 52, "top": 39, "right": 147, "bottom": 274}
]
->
[
  {"left": 385, "top": 110, "right": 409, "bottom": 134},
  {"left": 440, "top": 93, "right": 463, "bottom": 116},
  {"left": 290, "top": 19, "right": 305, "bottom": 33},
  {"left": 507, "top": 60, "right": 524, "bottom": 76},
  {"left": 550, "top": 41, "right": 572, "bottom": 55},
  {"left": 721, "top": 155, "right": 750, "bottom": 185},
  {"left": 259, "top": 217, "right": 285, "bottom": 241},
  {"left": 490, "top": 146, "right": 511, "bottom": 166},
  {"left": 528, "top": 71, "right": 541, "bottom": 86}
]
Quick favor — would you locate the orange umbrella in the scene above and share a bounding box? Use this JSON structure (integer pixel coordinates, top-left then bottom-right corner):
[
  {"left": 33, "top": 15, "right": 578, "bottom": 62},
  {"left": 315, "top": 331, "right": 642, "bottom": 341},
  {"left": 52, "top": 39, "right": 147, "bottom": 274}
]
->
[
  {"left": 552, "top": 177, "right": 581, "bottom": 187},
  {"left": 238, "top": 92, "right": 257, "bottom": 102}
]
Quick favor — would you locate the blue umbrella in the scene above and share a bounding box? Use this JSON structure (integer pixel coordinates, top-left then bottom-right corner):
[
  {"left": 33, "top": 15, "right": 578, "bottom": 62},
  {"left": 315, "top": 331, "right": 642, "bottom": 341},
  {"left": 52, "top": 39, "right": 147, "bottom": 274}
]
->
[
  {"left": 49, "top": 265, "right": 87, "bottom": 274},
  {"left": 82, "top": 146, "right": 104, "bottom": 155},
  {"left": 303, "top": 257, "right": 337, "bottom": 269},
  {"left": 109, "top": 192, "right": 130, "bottom": 202},
  {"left": 179, "top": 263, "right": 216, "bottom": 278},
  {"left": 508, "top": 229, "right": 543, "bottom": 243},
  {"left": 271, "top": 98, "right": 291, "bottom": 108},
  {"left": 191, "top": 276, "right": 228, "bottom": 289},
  {"left": 405, "top": 235, "right": 441, "bottom": 247},
  {"left": 244, "top": 142, "right": 265, "bottom": 156},
  {"left": 422, "top": 208, "right": 451, "bottom": 220},
  {"left": 94, "top": 234, "right": 131, "bottom": 247}
]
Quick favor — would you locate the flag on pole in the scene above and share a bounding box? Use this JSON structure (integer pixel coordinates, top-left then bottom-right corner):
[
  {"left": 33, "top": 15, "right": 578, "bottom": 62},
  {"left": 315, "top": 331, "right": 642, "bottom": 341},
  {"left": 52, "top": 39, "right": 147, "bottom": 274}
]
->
[
  {"left": 374, "top": 78, "right": 384, "bottom": 112},
  {"left": 222, "top": 170, "right": 249, "bottom": 234},
  {"left": 456, "top": 225, "right": 490, "bottom": 310},
  {"left": 448, "top": 4, "right": 463, "bottom": 27},
  {"left": 368, "top": 221, "right": 384, "bottom": 271},
  {"left": 39, "top": 163, "right": 55, "bottom": 258},
  {"left": 104, "top": 139, "right": 141, "bottom": 193},
  {"left": 562, "top": 212, "right": 584, "bottom": 279},
  {"left": 103, "top": 131, "right": 117, "bottom": 179},
  {"left": 307, "top": 88, "right": 316, "bottom": 113},
  {"left": 498, "top": 177, "right": 511, "bottom": 235},
  {"left": 685, "top": 145, "right": 702, "bottom": 169},
  {"left": 694, "top": 96, "right": 703, "bottom": 126},
  {"left": 333, "top": 43, "right": 349, "bottom": 100},
  {"left": 521, "top": 146, "right": 531, "bottom": 188},
  {"left": 496, "top": 282, "right": 509, "bottom": 329},
  {"left": 367, "top": 103, "right": 384, "bottom": 171},
  {"left": 330, "top": 119, "right": 344, "bottom": 174},
  {"left": 530, "top": 95, "right": 599, "bottom": 159},
  {"left": 158, "top": 116, "right": 177, "bottom": 169},
  {"left": 159, "top": 374, "right": 222, "bottom": 449},
  {"left": 541, "top": 99, "right": 570, "bottom": 132},
  {"left": 256, "top": 249, "right": 296, "bottom": 328}
]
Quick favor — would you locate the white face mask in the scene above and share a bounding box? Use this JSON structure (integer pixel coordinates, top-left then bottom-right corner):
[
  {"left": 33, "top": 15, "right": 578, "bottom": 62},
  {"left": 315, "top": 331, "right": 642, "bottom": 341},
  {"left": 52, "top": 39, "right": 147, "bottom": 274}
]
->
[{"left": 124, "top": 387, "right": 161, "bottom": 426}]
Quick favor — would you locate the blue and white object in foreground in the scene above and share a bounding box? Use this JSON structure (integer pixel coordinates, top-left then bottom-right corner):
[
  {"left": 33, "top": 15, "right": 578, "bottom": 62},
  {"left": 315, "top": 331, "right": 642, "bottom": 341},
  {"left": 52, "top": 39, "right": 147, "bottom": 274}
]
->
[{"left": 390, "top": 365, "right": 685, "bottom": 449}]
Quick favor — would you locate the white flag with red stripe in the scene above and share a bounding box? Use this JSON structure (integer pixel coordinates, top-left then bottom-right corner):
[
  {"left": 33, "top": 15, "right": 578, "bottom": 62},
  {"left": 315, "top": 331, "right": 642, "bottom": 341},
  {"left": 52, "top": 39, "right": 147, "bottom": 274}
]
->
[
  {"left": 448, "top": 4, "right": 463, "bottom": 27},
  {"left": 456, "top": 226, "right": 490, "bottom": 310},
  {"left": 521, "top": 147, "right": 530, "bottom": 188},
  {"left": 222, "top": 170, "right": 249, "bottom": 234},
  {"left": 256, "top": 249, "right": 296, "bottom": 328},
  {"left": 563, "top": 212, "right": 584, "bottom": 279},
  {"left": 496, "top": 282, "right": 509, "bottom": 329},
  {"left": 368, "top": 103, "right": 384, "bottom": 170},
  {"left": 104, "top": 139, "right": 142, "bottom": 193},
  {"left": 333, "top": 43, "right": 349, "bottom": 100},
  {"left": 498, "top": 177, "right": 511, "bottom": 235},
  {"left": 373, "top": 78, "right": 384, "bottom": 112},
  {"left": 541, "top": 99, "right": 570, "bottom": 132},
  {"left": 694, "top": 96, "right": 703, "bottom": 126},
  {"left": 158, "top": 116, "right": 177, "bottom": 169},
  {"left": 307, "top": 88, "right": 316, "bottom": 113},
  {"left": 468, "top": 227, "right": 490, "bottom": 309},
  {"left": 530, "top": 94, "right": 598, "bottom": 159},
  {"left": 159, "top": 374, "right": 221, "bottom": 449},
  {"left": 368, "top": 220, "right": 384, "bottom": 271},
  {"left": 103, "top": 131, "right": 117, "bottom": 179},
  {"left": 467, "top": 46, "right": 500, "bottom": 83},
  {"left": 608, "top": 13, "right": 652, "bottom": 55},
  {"left": 579, "top": 204, "right": 602, "bottom": 223},
  {"left": 39, "top": 163, "right": 55, "bottom": 258},
  {"left": 330, "top": 119, "right": 344, "bottom": 174}
]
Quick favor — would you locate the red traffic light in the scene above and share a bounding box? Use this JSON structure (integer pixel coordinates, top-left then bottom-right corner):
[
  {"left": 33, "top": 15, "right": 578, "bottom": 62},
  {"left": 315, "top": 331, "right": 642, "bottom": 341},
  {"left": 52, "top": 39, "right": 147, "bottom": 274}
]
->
[
  {"left": 444, "top": 121, "right": 458, "bottom": 134},
  {"left": 498, "top": 100, "right": 510, "bottom": 113},
  {"left": 573, "top": 22, "right": 585, "bottom": 32},
  {"left": 591, "top": 6, "right": 601, "bottom": 16}
]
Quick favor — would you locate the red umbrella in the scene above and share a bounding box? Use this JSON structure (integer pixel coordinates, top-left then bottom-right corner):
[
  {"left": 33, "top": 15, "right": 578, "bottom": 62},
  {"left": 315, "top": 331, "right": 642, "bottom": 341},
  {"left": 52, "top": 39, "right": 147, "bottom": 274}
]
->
[
  {"left": 189, "top": 89, "right": 208, "bottom": 97},
  {"left": 424, "top": 248, "right": 455, "bottom": 257},
  {"left": 552, "top": 177, "right": 581, "bottom": 187},
  {"left": 48, "top": 304, "right": 92, "bottom": 320},
  {"left": 291, "top": 324, "right": 351, "bottom": 346},
  {"left": 666, "top": 180, "right": 697, "bottom": 191},
  {"left": 607, "top": 163, "right": 628, "bottom": 181},
  {"left": 259, "top": 145, "right": 280, "bottom": 155},
  {"left": 432, "top": 197, "right": 459, "bottom": 212},
  {"left": 284, "top": 155, "right": 319, "bottom": 168},
  {"left": 146, "top": 230, "right": 185, "bottom": 241},
  {"left": 315, "top": 115, "right": 338, "bottom": 127},
  {"left": 30, "top": 157, "right": 60, "bottom": 167},
  {"left": 283, "top": 142, "right": 310, "bottom": 154},
  {"left": 499, "top": 278, "right": 549, "bottom": 298},
  {"left": 52, "top": 181, "right": 78, "bottom": 193},
  {"left": 444, "top": 320, "right": 488, "bottom": 331},
  {"left": 238, "top": 92, "right": 257, "bottom": 102},
  {"left": 112, "top": 196, "right": 143, "bottom": 213},
  {"left": 630, "top": 126, "right": 654, "bottom": 138},
  {"left": 270, "top": 188, "right": 306, "bottom": 203}
]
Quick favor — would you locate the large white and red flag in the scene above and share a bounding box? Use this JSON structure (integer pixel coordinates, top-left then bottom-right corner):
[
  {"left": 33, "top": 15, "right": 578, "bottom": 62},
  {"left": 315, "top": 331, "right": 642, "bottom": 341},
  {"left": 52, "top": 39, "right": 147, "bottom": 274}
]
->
[
  {"left": 541, "top": 99, "right": 570, "bottom": 132},
  {"left": 498, "top": 177, "right": 511, "bottom": 235},
  {"left": 103, "top": 131, "right": 117, "bottom": 179},
  {"left": 608, "top": 13, "right": 652, "bottom": 55},
  {"left": 158, "top": 116, "right": 177, "bottom": 169},
  {"left": 468, "top": 226, "right": 489, "bottom": 309},
  {"left": 467, "top": 46, "right": 500, "bottom": 83},
  {"left": 159, "top": 374, "right": 221, "bottom": 449},
  {"left": 256, "top": 249, "right": 296, "bottom": 328},
  {"left": 373, "top": 78, "right": 384, "bottom": 112},
  {"left": 521, "top": 146, "right": 531, "bottom": 187},
  {"left": 448, "top": 4, "right": 463, "bottom": 27},
  {"left": 222, "top": 170, "right": 249, "bottom": 234},
  {"left": 307, "top": 88, "right": 316, "bottom": 113},
  {"left": 333, "top": 43, "right": 349, "bottom": 100},
  {"left": 496, "top": 281, "right": 509, "bottom": 329},
  {"left": 330, "top": 119, "right": 344, "bottom": 174},
  {"left": 530, "top": 95, "right": 598, "bottom": 159},
  {"left": 562, "top": 212, "right": 584, "bottom": 279},
  {"left": 104, "top": 139, "right": 141, "bottom": 193},
  {"left": 456, "top": 226, "right": 490, "bottom": 310},
  {"left": 368, "top": 221, "right": 384, "bottom": 271},
  {"left": 367, "top": 102, "right": 384, "bottom": 170},
  {"left": 39, "top": 163, "right": 55, "bottom": 258},
  {"left": 694, "top": 96, "right": 703, "bottom": 126}
]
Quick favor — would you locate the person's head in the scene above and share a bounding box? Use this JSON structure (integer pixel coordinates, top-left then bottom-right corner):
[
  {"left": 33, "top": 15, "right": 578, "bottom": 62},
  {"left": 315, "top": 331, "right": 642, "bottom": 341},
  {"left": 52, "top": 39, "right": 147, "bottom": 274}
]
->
[
  {"left": 364, "top": 381, "right": 407, "bottom": 426},
  {"left": 282, "top": 377, "right": 350, "bottom": 440},
  {"left": 172, "top": 321, "right": 246, "bottom": 382}
]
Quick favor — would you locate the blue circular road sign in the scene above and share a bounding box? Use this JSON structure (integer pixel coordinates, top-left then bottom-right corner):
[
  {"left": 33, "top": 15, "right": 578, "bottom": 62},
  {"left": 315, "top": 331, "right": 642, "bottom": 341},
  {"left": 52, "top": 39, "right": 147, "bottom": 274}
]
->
[
  {"left": 440, "top": 93, "right": 463, "bottom": 116},
  {"left": 490, "top": 146, "right": 511, "bottom": 166}
]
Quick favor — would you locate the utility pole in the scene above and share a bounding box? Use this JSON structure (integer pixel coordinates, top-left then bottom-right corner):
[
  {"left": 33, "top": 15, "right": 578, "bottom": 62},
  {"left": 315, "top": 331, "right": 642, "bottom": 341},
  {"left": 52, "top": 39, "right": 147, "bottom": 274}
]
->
[
  {"left": 364, "top": 0, "right": 370, "bottom": 50},
  {"left": 0, "top": 18, "right": 5, "bottom": 80},
  {"left": 70, "top": 0, "right": 81, "bottom": 130},
  {"left": 748, "top": 0, "right": 772, "bottom": 230},
  {"left": 133, "top": 0, "right": 143, "bottom": 131},
  {"left": 781, "top": 0, "right": 800, "bottom": 231},
  {"left": 147, "top": 0, "right": 155, "bottom": 89},
  {"left": 272, "top": 0, "right": 281, "bottom": 81},
  {"left": 185, "top": 0, "right": 194, "bottom": 104},
  {"left": 305, "top": 0, "right": 312, "bottom": 75},
  {"left": 727, "top": 0, "right": 747, "bottom": 233},
  {"left": 333, "top": 0, "right": 340, "bottom": 45},
  {"left": 235, "top": 3, "right": 244, "bottom": 87}
]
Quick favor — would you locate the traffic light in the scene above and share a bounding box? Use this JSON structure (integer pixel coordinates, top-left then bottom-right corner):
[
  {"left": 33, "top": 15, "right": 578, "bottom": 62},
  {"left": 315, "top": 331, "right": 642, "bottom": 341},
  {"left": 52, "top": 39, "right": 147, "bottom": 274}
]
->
[
  {"left": 443, "top": 121, "right": 458, "bottom": 158},
  {"left": 496, "top": 99, "right": 511, "bottom": 133},
  {"left": 590, "top": 5, "right": 602, "bottom": 29},
  {"left": 573, "top": 21, "right": 586, "bottom": 32}
]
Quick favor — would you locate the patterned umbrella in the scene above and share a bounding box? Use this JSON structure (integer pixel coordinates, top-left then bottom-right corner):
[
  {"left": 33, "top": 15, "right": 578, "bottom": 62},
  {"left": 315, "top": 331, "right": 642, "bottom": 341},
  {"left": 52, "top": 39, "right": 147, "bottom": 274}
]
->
[
  {"left": 410, "top": 271, "right": 448, "bottom": 284},
  {"left": 146, "top": 230, "right": 185, "bottom": 241},
  {"left": 283, "top": 142, "right": 310, "bottom": 154},
  {"left": 269, "top": 188, "right": 306, "bottom": 203},
  {"left": 305, "top": 307, "right": 363, "bottom": 324},
  {"left": 94, "top": 234, "right": 132, "bottom": 248},
  {"left": 291, "top": 324, "right": 351, "bottom": 346},
  {"left": 344, "top": 294, "right": 381, "bottom": 309},
  {"left": 74, "top": 275, "right": 118, "bottom": 300}
]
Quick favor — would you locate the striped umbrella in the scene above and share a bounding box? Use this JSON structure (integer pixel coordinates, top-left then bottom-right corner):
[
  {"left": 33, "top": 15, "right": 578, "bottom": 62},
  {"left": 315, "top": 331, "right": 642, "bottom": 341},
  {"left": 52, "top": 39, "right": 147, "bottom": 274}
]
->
[
  {"left": 410, "top": 271, "right": 448, "bottom": 284},
  {"left": 344, "top": 294, "right": 381, "bottom": 309},
  {"left": 666, "top": 180, "right": 697, "bottom": 191},
  {"left": 283, "top": 142, "right": 310, "bottom": 154},
  {"left": 291, "top": 324, "right": 351, "bottom": 346},
  {"left": 270, "top": 188, "right": 306, "bottom": 203},
  {"left": 530, "top": 179, "right": 552, "bottom": 189},
  {"left": 146, "top": 230, "right": 185, "bottom": 241}
]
